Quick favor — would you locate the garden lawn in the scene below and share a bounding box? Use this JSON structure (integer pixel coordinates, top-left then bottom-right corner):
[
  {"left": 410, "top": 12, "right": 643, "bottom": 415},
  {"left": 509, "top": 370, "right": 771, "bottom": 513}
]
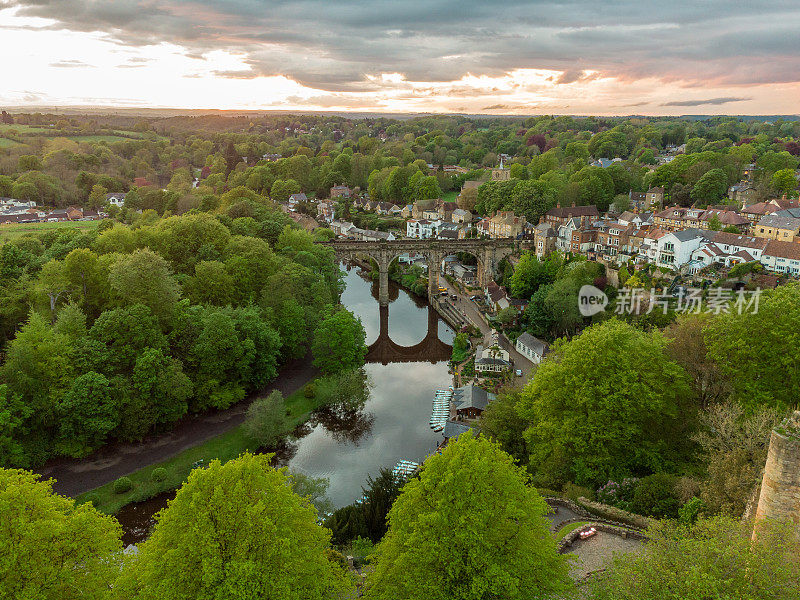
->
[{"left": 0, "top": 220, "right": 101, "bottom": 242}]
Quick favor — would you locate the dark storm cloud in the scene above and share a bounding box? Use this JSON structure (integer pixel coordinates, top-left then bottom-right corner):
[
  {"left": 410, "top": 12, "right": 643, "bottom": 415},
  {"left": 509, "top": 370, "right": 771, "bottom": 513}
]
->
[
  {"left": 662, "top": 96, "right": 751, "bottom": 107},
  {"left": 9, "top": 0, "right": 800, "bottom": 90}
]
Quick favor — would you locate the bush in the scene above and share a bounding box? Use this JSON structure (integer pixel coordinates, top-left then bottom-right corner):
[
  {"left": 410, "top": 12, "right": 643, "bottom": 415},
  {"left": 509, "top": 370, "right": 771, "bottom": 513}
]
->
[
  {"left": 678, "top": 496, "right": 705, "bottom": 526},
  {"left": 631, "top": 473, "right": 681, "bottom": 519},
  {"left": 576, "top": 497, "right": 651, "bottom": 529},
  {"left": 596, "top": 477, "right": 639, "bottom": 510},
  {"left": 83, "top": 492, "right": 101, "bottom": 507},
  {"left": 563, "top": 482, "right": 595, "bottom": 502},
  {"left": 113, "top": 477, "right": 133, "bottom": 494},
  {"left": 151, "top": 467, "right": 167, "bottom": 483},
  {"left": 303, "top": 382, "right": 316, "bottom": 398}
]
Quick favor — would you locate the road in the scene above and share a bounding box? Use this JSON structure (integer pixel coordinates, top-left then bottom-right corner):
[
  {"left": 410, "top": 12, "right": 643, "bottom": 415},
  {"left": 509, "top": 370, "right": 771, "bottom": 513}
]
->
[
  {"left": 437, "top": 276, "right": 535, "bottom": 381},
  {"left": 37, "top": 353, "right": 319, "bottom": 497}
]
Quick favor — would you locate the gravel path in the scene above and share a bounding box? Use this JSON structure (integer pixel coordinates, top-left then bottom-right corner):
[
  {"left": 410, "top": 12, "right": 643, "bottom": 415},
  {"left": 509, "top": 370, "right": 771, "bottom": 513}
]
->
[
  {"left": 567, "top": 531, "right": 643, "bottom": 580},
  {"left": 37, "top": 353, "right": 319, "bottom": 497}
]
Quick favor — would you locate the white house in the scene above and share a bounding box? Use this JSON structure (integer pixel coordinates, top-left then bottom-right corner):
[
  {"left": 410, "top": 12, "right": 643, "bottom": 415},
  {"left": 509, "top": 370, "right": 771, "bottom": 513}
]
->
[
  {"left": 656, "top": 228, "right": 714, "bottom": 270},
  {"left": 690, "top": 232, "right": 769, "bottom": 269},
  {"left": 406, "top": 218, "right": 442, "bottom": 239},
  {"left": 474, "top": 331, "right": 512, "bottom": 373},
  {"left": 105, "top": 192, "right": 127, "bottom": 208},
  {"left": 760, "top": 239, "right": 800, "bottom": 275},
  {"left": 515, "top": 332, "right": 548, "bottom": 365}
]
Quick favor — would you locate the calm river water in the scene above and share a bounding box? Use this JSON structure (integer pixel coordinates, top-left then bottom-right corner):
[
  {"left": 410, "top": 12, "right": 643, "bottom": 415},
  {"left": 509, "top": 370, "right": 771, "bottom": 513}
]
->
[{"left": 117, "top": 264, "right": 454, "bottom": 544}]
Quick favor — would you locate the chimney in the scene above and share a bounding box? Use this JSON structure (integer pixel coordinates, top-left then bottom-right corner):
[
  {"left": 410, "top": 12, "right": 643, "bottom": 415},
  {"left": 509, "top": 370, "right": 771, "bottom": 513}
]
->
[{"left": 556, "top": 202, "right": 561, "bottom": 209}]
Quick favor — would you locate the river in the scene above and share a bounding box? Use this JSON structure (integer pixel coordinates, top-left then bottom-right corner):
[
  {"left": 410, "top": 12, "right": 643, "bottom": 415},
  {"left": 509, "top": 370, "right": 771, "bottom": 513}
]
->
[{"left": 117, "top": 264, "right": 454, "bottom": 544}]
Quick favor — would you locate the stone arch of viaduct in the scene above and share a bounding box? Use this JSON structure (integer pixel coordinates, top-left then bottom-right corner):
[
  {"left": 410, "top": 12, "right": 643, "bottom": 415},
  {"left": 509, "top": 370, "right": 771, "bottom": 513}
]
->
[{"left": 321, "top": 239, "right": 526, "bottom": 305}]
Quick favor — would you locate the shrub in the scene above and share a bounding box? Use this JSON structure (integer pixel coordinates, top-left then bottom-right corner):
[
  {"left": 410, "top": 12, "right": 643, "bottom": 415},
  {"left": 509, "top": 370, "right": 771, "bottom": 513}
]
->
[
  {"left": 83, "top": 492, "right": 101, "bottom": 507},
  {"left": 113, "top": 477, "right": 133, "bottom": 494},
  {"left": 631, "top": 473, "right": 681, "bottom": 519},
  {"left": 151, "top": 467, "right": 167, "bottom": 483},
  {"left": 303, "top": 382, "right": 316, "bottom": 398},
  {"left": 596, "top": 477, "right": 638, "bottom": 510},
  {"left": 678, "top": 496, "right": 705, "bottom": 526},
  {"left": 563, "top": 482, "right": 595, "bottom": 502}
]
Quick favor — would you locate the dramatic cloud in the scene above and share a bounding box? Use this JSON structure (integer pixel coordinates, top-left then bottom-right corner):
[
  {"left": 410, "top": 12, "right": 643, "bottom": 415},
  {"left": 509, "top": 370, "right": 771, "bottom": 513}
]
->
[
  {"left": 2, "top": 0, "right": 800, "bottom": 113},
  {"left": 662, "top": 97, "right": 751, "bottom": 107}
]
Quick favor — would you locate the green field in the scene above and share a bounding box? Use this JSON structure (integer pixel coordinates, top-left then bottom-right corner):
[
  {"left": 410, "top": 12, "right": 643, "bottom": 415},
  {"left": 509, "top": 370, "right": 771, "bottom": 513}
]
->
[
  {"left": 0, "top": 219, "right": 101, "bottom": 242},
  {"left": 442, "top": 190, "right": 458, "bottom": 202},
  {"left": 0, "top": 123, "right": 53, "bottom": 134},
  {"left": 0, "top": 138, "right": 20, "bottom": 148},
  {"left": 68, "top": 135, "right": 136, "bottom": 143},
  {"left": 76, "top": 384, "right": 324, "bottom": 515}
]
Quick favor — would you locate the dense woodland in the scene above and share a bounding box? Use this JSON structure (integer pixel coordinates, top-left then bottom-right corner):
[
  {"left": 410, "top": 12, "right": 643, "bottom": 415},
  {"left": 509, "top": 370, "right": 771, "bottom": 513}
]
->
[
  {"left": 1, "top": 112, "right": 799, "bottom": 222},
  {"left": 2, "top": 112, "right": 800, "bottom": 598}
]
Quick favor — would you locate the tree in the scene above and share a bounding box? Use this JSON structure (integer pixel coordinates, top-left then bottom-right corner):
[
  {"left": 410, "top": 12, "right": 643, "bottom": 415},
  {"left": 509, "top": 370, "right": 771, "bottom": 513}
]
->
[
  {"left": 183, "top": 260, "right": 234, "bottom": 306},
  {"left": 771, "top": 168, "right": 798, "bottom": 195},
  {"left": 508, "top": 251, "right": 559, "bottom": 299},
  {"left": 115, "top": 453, "right": 350, "bottom": 599},
  {"left": 270, "top": 178, "right": 302, "bottom": 204},
  {"left": 243, "top": 390, "right": 289, "bottom": 449},
  {"left": 705, "top": 283, "right": 800, "bottom": 410},
  {"left": 692, "top": 401, "right": 780, "bottom": 516},
  {"left": 55, "top": 371, "right": 119, "bottom": 457},
  {"left": 0, "top": 468, "right": 122, "bottom": 599},
  {"left": 312, "top": 307, "right": 367, "bottom": 375},
  {"left": 108, "top": 248, "right": 180, "bottom": 320},
  {"left": 690, "top": 168, "right": 728, "bottom": 206},
  {"left": 518, "top": 319, "right": 692, "bottom": 488},
  {"left": 478, "top": 390, "right": 529, "bottom": 465},
  {"left": 664, "top": 314, "right": 729, "bottom": 409},
  {"left": 611, "top": 193, "right": 632, "bottom": 214},
  {"left": 364, "top": 433, "right": 570, "bottom": 600},
  {"left": 88, "top": 183, "right": 108, "bottom": 209},
  {"left": 590, "top": 517, "right": 800, "bottom": 600},
  {"left": 707, "top": 214, "right": 722, "bottom": 231}
]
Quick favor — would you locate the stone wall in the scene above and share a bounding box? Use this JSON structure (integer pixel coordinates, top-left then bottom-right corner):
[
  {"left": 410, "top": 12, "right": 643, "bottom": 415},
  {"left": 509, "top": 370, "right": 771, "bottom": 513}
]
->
[{"left": 753, "top": 410, "right": 800, "bottom": 541}]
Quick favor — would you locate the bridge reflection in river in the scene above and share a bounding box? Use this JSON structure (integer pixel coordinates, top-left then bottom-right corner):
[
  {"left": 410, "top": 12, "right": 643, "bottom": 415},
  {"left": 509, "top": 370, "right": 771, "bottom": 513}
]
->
[{"left": 282, "top": 265, "right": 455, "bottom": 507}]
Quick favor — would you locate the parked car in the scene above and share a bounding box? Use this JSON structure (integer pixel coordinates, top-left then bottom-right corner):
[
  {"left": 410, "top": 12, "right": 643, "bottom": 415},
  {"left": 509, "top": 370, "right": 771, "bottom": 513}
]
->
[
  {"left": 469, "top": 294, "right": 480, "bottom": 301},
  {"left": 515, "top": 369, "right": 522, "bottom": 377},
  {"left": 440, "top": 291, "right": 448, "bottom": 296},
  {"left": 451, "top": 294, "right": 457, "bottom": 300}
]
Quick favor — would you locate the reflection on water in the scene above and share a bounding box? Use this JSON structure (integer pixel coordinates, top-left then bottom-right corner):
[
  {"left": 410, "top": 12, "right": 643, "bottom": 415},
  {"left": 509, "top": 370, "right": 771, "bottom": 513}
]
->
[
  {"left": 282, "top": 266, "right": 454, "bottom": 507},
  {"left": 116, "top": 264, "right": 454, "bottom": 541}
]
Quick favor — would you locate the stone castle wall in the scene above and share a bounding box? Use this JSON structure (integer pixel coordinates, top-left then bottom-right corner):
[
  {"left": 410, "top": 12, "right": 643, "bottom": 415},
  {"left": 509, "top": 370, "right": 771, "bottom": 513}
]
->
[{"left": 754, "top": 411, "right": 800, "bottom": 540}]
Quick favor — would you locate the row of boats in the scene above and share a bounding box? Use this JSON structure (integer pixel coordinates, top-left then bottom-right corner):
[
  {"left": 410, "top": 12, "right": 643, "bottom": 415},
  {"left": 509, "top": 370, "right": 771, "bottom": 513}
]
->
[{"left": 430, "top": 387, "right": 454, "bottom": 432}]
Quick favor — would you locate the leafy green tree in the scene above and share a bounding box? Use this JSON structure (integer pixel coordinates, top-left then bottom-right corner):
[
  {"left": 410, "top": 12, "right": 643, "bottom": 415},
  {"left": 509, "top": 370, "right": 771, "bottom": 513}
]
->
[
  {"left": 365, "top": 433, "right": 570, "bottom": 600},
  {"left": 0, "top": 468, "right": 122, "bottom": 599},
  {"left": 690, "top": 168, "right": 728, "bottom": 206},
  {"left": 242, "top": 390, "right": 289, "bottom": 448},
  {"left": 508, "top": 251, "right": 560, "bottom": 299},
  {"left": 519, "top": 319, "right": 691, "bottom": 487},
  {"left": 478, "top": 390, "right": 529, "bottom": 466},
  {"left": 590, "top": 517, "right": 800, "bottom": 600},
  {"left": 705, "top": 283, "right": 800, "bottom": 410},
  {"left": 183, "top": 260, "right": 234, "bottom": 306},
  {"left": 115, "top": 453, "right": 350, "bottom": 599},
  {"left": 312, "top": 307, "right": 367, "bottom": 375},
  {"left": 55, "top": 371, "right": 119, "bottom": 457},
  {"left": 108, "top": 248, "right": 180, "bottom": 320},
  {"left": 270, "top": 178, "right": 302, "bottom": 203},
  {"left": 89, "top": 304, "right": 167, "bottom": 375},
  {"left": 771, "top": 168, "right": 798, "bottom": 195}
]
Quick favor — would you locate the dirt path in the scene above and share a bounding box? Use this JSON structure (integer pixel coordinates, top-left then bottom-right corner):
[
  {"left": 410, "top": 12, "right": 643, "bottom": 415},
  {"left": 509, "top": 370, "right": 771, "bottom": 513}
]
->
[{"left": 37, "top": 354, "right": 319, "bottom": 497}]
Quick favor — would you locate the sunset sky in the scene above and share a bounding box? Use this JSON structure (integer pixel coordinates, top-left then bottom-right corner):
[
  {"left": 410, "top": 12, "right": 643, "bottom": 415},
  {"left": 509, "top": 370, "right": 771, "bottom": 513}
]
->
[{"left": 2, "top": 0, "right": 799, "bottom": 115}]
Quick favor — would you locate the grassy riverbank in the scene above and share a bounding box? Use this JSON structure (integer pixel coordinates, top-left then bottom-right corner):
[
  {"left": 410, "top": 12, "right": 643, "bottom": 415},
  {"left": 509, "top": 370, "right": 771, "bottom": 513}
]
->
[{"left": 77, "top": 385, "right": 324, "bottom": 515}]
